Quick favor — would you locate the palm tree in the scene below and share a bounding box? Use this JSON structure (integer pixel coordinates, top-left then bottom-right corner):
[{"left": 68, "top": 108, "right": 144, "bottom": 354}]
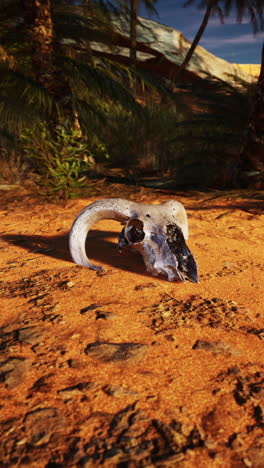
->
[
  {"left": 117, "top": 0, "right": 157, "bottom": 67},
  {"left": 21, "top": 0, "right": 73, "bottom": 127},
  {"left": 177, "top": 0, "right": 264, "bottom": 187},
  {"left": 0, "top": 0, "right": 143, "bottom": 139},
  {"left": 180, "top": 0, "right": 264, "bottom": 69},
  {"left": 177, "top": 0, "right": 263, "bottom": 75},
  {"left": 130, "top": 0, "right": 139, "bottom": 67},
  {"left": 175, "top": 0, "right": 220, "bottom": 78}
]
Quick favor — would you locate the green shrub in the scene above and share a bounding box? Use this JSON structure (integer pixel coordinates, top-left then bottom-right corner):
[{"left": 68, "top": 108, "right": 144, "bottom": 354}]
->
[{"left": 21, "top": 123, "right": 97, "bottom": 200}]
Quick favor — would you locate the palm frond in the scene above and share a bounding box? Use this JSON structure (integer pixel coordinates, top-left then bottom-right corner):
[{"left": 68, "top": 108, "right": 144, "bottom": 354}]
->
[
  {"left": 63, "top": 55, "right": 142, "bottom": 113},
  {"left": 0, "top": 127, "right": 16, "bottom": 147},
  {"left": 0, "top": 63, "right": 56, "bottom": 138},
  {"left": 0, "top": 65, "right": 54, "bottom": 112}
]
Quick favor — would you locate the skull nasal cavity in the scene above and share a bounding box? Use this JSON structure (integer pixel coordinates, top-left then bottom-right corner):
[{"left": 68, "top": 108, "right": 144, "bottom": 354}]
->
[{"left": 126, "top": 218, "right": 145, "bottom": 243}]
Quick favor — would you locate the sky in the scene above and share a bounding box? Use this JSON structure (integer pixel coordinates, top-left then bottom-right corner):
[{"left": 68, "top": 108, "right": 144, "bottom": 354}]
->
[{"left": 139, "top": 0, "right": 264, "bottom": 64}]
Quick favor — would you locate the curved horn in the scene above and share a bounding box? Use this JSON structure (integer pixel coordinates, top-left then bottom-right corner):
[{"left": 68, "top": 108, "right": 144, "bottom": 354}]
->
[{"left": 69, "top": 198, "right": 139, "bottom": 270}]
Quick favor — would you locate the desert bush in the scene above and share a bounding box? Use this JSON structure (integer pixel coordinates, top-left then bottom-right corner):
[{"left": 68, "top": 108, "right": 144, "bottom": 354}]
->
[{"left": 21, "top": 123, "right": 98, "bottom": 200}]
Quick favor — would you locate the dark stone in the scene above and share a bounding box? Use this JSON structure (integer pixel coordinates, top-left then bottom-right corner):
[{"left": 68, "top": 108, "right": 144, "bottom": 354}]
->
[
  {"left": 134, "top": 283, "right": 156, "bottom": 291},
  {"left": 95, "top": 311, "right": 111, "bottom": 320},
  {"left": 80, "top": 304, "right": 100, "bottom": 315},
  {"left": 246, "top": 437, "right": 264, "bottom": 468},
  {"left": 0, "top": 356, "right": 29, "bottom": 388},
  {"left": 84, "top": 342, "right": 147, "bottom": 362},
  {"left": 67, "top": 358, "right": 84, "bottom": 369},
  {"left": 103, "top": 384, "right": 139, "bottom": 397},
  {"left": 24, "top": 408, "right": 65, "bottom": 445},
  {"left": 192, "top": 340, "right": 240, "bottom": 356},
  {"left": 58, "top": 382, "right": 94, "bottom": 397},
  {"left": 16, "top": 326, "right": 43, "bottom": 345},
  {"left": 29, "top": 373, "right": 54, "bottom": 394}
]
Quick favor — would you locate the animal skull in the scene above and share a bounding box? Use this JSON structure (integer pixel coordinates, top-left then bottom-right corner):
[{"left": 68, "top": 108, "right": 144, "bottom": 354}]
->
[{"left": 69, "top": 198, "right": 198, "bottom": 283}]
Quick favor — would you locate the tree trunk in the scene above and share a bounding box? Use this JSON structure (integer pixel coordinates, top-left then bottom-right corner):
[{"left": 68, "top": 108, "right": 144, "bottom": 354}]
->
[
  {"left": 130, "top": 0, "right": 138, "bottom": 68},
  {"left": 170, "top": 0, "right": 215, "bottom": 87},
  {"left": 21, "top": 0, "right": 72, "bottom": 124},
  {"left": 238, "top": 42, "right": 264, "bottom": 189}
]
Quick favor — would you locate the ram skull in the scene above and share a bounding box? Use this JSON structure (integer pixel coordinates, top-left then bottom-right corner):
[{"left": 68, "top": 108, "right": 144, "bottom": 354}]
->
[{"left": 69, "top": 198, "right": 198, "bottom": 283}]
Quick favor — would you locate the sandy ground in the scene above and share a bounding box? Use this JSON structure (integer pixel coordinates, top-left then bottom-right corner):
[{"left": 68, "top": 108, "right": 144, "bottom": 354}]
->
[{"left": 0, "top": 183, "right": 263, "bottom": 467}]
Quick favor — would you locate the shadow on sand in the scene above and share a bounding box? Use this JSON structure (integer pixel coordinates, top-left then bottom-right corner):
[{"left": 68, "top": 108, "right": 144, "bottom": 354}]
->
[{"left": 2, "top": 229, "right": 149, "bottom": 277}]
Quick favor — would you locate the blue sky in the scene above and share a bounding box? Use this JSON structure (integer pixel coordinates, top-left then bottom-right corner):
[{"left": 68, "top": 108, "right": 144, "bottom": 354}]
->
[{"left": 140, "top": 0, "right": 264, "bottom": 64}]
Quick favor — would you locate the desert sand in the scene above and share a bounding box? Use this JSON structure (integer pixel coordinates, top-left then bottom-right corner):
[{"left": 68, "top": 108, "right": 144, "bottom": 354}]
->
[
  {"left": 0, "top": 183, "right": 263, "bottom": 467},
  {"left": 235, "top": 64, "right": 261, "bottom": 78}
]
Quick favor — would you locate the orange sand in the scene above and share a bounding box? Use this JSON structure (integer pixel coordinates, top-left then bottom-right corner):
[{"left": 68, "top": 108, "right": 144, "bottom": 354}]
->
[{"left": 0, "top": 184, "right": 263, "bottom": 467}]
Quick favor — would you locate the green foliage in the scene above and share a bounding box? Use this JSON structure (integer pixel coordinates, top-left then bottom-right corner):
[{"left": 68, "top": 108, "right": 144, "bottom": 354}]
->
[
  {"left": 98, "top": 102, "right": 185, "bottom": 173},
  {"left": 0, "top": 0, "right": 259, "bottom": 192},
  {"left": 0, "top": 63, "right": 53, "bottom": 136},
  {"left": 21, "top": 123, "right": 96, "bottom": 200},
  {"left": 0, "top": 0, "right": 146, "bottom": 140},
  {"left": 168, "top": 76, "right": 255, "bottom": 187},
  {"left": 91, "top": 75, "right": 255, "bottom": 188}
]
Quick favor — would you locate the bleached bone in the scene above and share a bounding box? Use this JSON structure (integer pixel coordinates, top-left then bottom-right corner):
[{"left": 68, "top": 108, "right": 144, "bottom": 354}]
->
[{"left": 69, "top": 198, "right": 198, "bottom": 283}]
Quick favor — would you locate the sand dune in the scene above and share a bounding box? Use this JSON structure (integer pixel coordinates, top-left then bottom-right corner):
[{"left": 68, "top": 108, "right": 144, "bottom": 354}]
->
[{"left": 235, "top": 63, "right": 261, "bottom": 78}]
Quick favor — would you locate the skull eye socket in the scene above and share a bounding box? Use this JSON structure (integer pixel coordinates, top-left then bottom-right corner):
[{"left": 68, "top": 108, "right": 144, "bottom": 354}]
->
[{"left": 126, "top": 218, "right": 145, "bottom": 243}]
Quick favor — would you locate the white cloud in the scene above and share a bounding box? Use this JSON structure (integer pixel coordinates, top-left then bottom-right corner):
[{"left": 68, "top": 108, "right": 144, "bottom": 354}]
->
[
  {"left": 208, "top": 16, "right": 251, "bottom": 26},
  {"left": 200, "top": 32, "right": 264, "bottom": 49}
]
